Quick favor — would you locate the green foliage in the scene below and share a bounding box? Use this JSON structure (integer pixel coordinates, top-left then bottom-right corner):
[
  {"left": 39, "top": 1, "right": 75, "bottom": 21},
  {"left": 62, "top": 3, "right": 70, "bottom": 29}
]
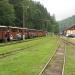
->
[
  {"left": 0, "top": 0, "right": 59, "bottom": 33},
  {"left": 0, "top": 0, "right": 15, "bottom": 26},
  {"left": 59, "top": 15, "right": 75, "bottom": 32}
]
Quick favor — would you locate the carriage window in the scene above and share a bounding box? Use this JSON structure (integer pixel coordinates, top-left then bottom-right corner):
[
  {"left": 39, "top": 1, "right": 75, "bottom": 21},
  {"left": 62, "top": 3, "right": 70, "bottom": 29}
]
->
[
  {"left": 0, "top": 28, "right": 7, "bottom": 31},
  {"left": 0, "top": 28, "right": 2, "bottom": 31},
  {"left": 11, "top": 28, "right": 18, "bottom": 32},
  {"left": 19, "top": 29, "right": 22, "bottom": 32}
]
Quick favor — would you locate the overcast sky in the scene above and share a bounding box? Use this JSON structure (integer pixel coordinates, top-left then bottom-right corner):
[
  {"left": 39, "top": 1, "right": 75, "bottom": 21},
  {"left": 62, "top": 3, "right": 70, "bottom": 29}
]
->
[{"left": 33, "top": 0, "right": 75, "bottom": 21}]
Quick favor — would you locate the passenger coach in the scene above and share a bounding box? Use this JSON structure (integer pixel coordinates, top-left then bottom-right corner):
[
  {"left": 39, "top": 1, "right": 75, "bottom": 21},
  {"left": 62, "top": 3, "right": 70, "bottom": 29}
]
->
[
  {"left": 0, "top": 25, "right": 47, "bottom": 42},
  {"left": 0, "top": 26, "right": 7, "bottom": 41}
]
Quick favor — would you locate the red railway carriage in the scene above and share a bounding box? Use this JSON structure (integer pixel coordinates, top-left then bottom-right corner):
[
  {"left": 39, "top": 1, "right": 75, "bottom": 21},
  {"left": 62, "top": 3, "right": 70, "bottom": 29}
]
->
[
  {"left": 8, "top": 27, "right": 28, "bottom": 40},
  {"left": 37, "top": 30, "right": 44, "bottom": 37},
  {"left": 0, "top": 26, "right": 8, "bottom": 41},
  {"left": 19, "top": 28, "right": 28, "bottom": 39},
  {"left": 28, "top": 29, "right": 37, "bottom": 38},
  {"left": 0, "top": 25, "right": 47, "bottom": 42},
  {"left": 8, "top": 26, "right": 22, "bottom": 40},
  {"left": 42, "top": 31, "right": 48, "bottom": 36}
]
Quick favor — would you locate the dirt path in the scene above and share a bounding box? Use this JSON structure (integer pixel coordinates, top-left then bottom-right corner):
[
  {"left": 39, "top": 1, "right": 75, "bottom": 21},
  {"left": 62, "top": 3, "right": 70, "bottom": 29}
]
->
[{"left": 41, "top": 41, "right": 65, "bottom": 75}]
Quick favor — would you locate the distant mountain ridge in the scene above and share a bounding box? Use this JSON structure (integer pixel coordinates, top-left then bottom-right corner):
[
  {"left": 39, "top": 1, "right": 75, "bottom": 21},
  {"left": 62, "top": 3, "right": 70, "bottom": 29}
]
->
[{"left": 59, "top": 15, "right": 75, "bottom": 32}]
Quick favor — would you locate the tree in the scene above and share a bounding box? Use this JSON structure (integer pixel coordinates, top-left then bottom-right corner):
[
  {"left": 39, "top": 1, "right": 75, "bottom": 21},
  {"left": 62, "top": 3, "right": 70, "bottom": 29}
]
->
[
  {"left": 9, "top": 0, "right": 31, "bottom": 27},
  {"left": 0, "top": 0, "right": 59, "bottom": 33},
  {"left": 0, "top": 0, "right": 15, "bottom": 26}
]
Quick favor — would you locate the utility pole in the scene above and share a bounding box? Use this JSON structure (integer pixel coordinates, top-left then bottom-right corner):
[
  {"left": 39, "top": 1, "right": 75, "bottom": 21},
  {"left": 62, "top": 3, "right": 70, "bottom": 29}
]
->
[
  {"left": 22, "top": 5, "right": 25, "bottom": 40},
  {"left": 23, "top": 6, "right": 25, "bottom": 28},
  {"left": 23, "top": 6, "right": 29, "bottom": 28},
  {"left": 22, "top": 5, "right": 29, "bottom": 40}
]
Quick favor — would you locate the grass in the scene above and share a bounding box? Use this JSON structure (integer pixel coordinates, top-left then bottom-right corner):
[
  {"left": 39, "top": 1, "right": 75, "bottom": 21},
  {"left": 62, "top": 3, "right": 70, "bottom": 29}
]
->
[
  {"left": 67, "top": 38, "right": 75, "bottom": 43},
  {"left": 63, "top": 36, "right": 75, "bottom": 44},
  {"left": 0, "top": 36, "right": 59, "bottom": 75},
  {"left": 0, "top": 37, "right": 40, "bottom": 46},
  {"left": 0, "top": 37, "right": 46, "bottom": 54},
  {"left": 65, "top": 45, "right": 75, "bottom": 75}
]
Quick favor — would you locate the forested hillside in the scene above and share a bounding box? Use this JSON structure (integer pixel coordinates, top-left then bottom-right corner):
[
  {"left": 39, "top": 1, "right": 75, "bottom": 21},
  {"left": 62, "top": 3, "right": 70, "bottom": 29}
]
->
[
  {"left": 0, "top": 0, "right": 59, "bottom": 33},
  {"left": 59, "top": 15, "right": 75, "bottom": 32}
]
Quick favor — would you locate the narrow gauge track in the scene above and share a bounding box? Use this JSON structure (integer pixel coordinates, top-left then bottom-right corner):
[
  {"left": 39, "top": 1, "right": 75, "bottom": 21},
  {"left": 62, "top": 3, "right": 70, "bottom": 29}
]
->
[
  {"left": 0, "top": 38, "right": 43, "bottom": 59},
  {"left": 0, "top": 37, "right": 42, "bottom": 47},
  {"left": 39, "top": 40, "right": 65, "bottom": 75},
  {"left": 0, "top": 47, "right": 33, "bottom": 59},
  {"left": 61, "top": 38, "right": 75, "bottom": 47},
  {"left": 0, "top": 44, "right": 38, "bottom": 59}
]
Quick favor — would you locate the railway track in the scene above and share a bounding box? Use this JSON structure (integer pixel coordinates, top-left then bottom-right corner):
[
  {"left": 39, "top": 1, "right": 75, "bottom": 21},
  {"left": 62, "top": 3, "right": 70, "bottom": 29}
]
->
[
  {"left": 61, "top": 38, "right": 75, "bottom": 48},
  {"left": 0, "top": 37, "right": 47, "bottom": 59},
  {"left": 39, "top": 40, "right": 65, "bottom": 75},
  {"left": 39, "top": 38, "right": 75, "bottom": 75},
  {"left": 0, "top": 40, "right": 43, "bottom": 59},
  {"left": 0, "top": 37, "right": 75, "bottom": 74},
  {"left": 0, "top": 37, "right": 42, "bottom": 47}
]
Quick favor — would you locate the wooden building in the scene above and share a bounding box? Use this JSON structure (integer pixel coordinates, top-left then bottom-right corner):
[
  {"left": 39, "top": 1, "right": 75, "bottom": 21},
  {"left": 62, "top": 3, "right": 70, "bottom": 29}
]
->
[{"left": 63, "top": 25, "right": 75, "bottom": 36}]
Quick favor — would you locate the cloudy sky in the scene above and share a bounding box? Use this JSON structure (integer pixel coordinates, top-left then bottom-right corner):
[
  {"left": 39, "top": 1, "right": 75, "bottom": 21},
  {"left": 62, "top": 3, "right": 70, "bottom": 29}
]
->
[{"left": 33, "top": 0, "right": 75, "bottom": 21}]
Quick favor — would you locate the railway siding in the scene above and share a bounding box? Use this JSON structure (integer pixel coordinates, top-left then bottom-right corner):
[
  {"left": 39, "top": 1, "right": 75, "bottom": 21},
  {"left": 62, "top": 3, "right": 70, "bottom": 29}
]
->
[
  {"left": 41, "top": 40, "right": 65, "bottom": 75},
  {"left": 63, "top": 38, "right": 75, "bottom": 75},
  {"left": 0, "top": 36, "right": 59, "bottom": 75},
  {"left": 0, "top": 37, "right": 41, "bottom": 47},
  {"left": 0, "top": 37, "right": 49, "bottom": 59}
]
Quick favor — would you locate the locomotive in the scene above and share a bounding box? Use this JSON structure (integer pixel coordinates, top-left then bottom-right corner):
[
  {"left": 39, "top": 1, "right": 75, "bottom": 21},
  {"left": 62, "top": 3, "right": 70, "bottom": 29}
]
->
[{"left": 0, "top": 25, "right": 47, "bottom": 42}]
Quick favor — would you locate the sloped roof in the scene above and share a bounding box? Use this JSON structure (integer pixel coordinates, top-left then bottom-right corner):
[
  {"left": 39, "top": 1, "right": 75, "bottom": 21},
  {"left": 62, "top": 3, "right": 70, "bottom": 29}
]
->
[{"left": 64, "top": 24, "right": 75, "bottom": 31}]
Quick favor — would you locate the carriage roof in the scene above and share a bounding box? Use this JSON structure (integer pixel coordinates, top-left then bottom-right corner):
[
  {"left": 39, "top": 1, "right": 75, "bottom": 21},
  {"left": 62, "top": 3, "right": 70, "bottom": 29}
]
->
[{"left": 0, "top": 26, "right": 7, "bottom": 28}]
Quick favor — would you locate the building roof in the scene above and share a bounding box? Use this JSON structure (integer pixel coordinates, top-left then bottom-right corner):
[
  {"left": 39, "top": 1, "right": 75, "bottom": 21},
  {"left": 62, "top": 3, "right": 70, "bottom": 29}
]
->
[{"left": 64, "top": 24, "right": 75, "bottom": 31}]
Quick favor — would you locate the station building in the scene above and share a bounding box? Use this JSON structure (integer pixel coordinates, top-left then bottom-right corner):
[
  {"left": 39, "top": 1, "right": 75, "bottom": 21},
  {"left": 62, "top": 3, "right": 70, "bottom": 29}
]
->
[{"left": 63, "top": 25, "right": 75, "bottom": 36}]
